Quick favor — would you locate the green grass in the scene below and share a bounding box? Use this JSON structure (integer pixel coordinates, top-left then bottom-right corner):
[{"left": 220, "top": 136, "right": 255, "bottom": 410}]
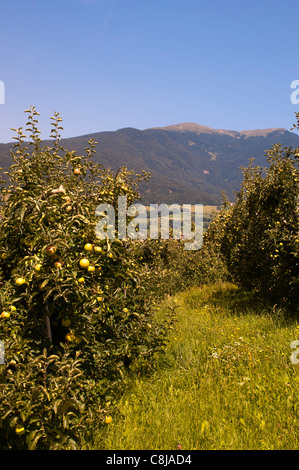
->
[{"left": 81, "top": 282, "right": 299, "bottom": 450}]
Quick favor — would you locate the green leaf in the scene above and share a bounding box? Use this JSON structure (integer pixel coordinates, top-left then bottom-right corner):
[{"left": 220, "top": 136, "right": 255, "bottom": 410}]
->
[
  {"left": 39, "top": 386, "right": 51, "bottom": 401},
  {"left": 26, "top": 430, "right": 43, "bottom": 450}
]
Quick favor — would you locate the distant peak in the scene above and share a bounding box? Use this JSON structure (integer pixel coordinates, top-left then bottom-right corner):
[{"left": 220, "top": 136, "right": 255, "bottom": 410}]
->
[
  {"left": 148, "top": 122, "right": 218, "bottom": 133},
  {"left": 147, "top": 122, "right": 288, "bottom": 138},
  {"left": 240, "top": 127, "right": 286, "bottom": 137}
]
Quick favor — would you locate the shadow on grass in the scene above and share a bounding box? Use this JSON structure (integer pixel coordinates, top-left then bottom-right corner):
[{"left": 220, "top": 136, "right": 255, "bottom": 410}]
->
[
  {"left": 209, "top": 284, "right": 261, "bottom": 313},
  {"left": 210, "top": 285, "right": 299, "bottom": 329},
  {"left": 184, "top": 281, "right": 299, "bottom": 324}
]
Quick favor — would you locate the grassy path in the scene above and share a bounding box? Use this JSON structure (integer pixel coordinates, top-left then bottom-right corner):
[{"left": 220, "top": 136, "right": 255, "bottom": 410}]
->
[{"left": 82, "top": 282, "right": 299, "bottom": 450}]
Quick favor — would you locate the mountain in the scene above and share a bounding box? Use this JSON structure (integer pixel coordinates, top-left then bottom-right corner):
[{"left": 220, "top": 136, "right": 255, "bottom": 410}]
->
[
  {"left": 0, "top": 122, "right": 298, "bottom": 205},
  {"left": 150, "top": 122, "right": 287, "bottom": 137}
]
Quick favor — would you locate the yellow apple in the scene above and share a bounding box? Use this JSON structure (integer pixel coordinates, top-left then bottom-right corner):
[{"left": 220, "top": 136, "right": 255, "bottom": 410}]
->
[
  {"left": 1, "top": 311, "right": 10, "bottom": 319},
  {"left": 79, "top": 258, "right": 90, "bottom": 269},
  {"left": 65, "top": 332, "right": 75, "bottom": 342},
  {"left": 84, "top": 243, "right": 93, "bottom": 252},
  {"left": 15, "top": 424, "right": 25, "bottom": 435},
  {"left": 34, "top": 263, "right": 43, "bottom": 273}
]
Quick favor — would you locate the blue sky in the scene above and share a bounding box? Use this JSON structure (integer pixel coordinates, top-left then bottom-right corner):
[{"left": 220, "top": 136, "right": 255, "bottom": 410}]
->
[{"left": 0, "top": 0, "right": 299, "bottom": 143}]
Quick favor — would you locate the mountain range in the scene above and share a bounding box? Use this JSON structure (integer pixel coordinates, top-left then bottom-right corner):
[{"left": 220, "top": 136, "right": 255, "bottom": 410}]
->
[{"left": 1, "top": 122, "right": 299, "bottom": 205}]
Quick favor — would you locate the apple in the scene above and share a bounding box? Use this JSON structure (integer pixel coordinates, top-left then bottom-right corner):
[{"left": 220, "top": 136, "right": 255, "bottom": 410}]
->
[
  {"left": 55, "top": 261, "right": 63, "bottom": 268},
  {"left": 1, "top": 311, "right": 10, "bottom": 319},
  {"left": 34, "top": 263, "right": 43, "bottom": 273},
  {"left": 87, "top": 265, "right": 95, "bottom": 272},
  {"left": 84, "top": 243, "right": 93, "bottom": 252},
  {"left": 93, "top": 246, "right": 102, "bottom": 253},
  {"left": 73, "top": 168, "right": 81, "bottom": 175},
  {"left": 46, "top": 245, "right": 56, "bottom": 256},
  {"left": 79, "top": 258, "right": 90, "bottom": 269},
  {"left": 15, "top": 424, "right": 25, "bottom": 435},
  {"left": 65, "top": 332, "right": 76, "bottom": 342},
  {"left": 15, "top": 277, "right": 26, "bottom": 286}
]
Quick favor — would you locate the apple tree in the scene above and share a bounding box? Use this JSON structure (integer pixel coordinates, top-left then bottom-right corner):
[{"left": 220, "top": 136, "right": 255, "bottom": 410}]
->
[
  {"left": 0, "top": 107, "right": 172, "bottom": 449},
  {"left": 205, "top": 113, "right": 299, "bottom": 309}
]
